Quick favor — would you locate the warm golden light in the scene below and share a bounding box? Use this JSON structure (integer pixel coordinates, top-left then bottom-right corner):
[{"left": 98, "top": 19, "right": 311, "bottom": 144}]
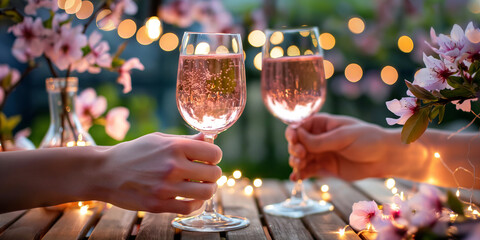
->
[
  {"left": 217, "top": 176, "right": 227, "bottom": 187},
  {"left": 304, "top": 49, "right": 314, "bottom": 55},
  {"left": 345, "top": 63, "right": 363, "bottom": 82},
  {"left": 338, "top": 228, "right": 346, "bottom": 237},
  {"left": 195, "top": 42, "right": 211, "bottom": 55},
  {"left": 248, "top": 30, "right": 266, "bottom": 47},
  {"left": 159, "top": 32, "right": 179, "bottom": 51},
  {"left": 391, "top": 187, "right": 398, "bottom": 194},
  {"left": 253, "top": 178, "right": 263, "bottom": 187},
  {"left": 385, "top": 178, "right": 396, "bottom": 189},
  {"left": 319, "top": 33, "right": 335, "bottom": 50},
  {"left": 300, "top": 30, "right": 310, "bottom": 37},
  {"left": 96, "top": 9, "right": 116, "bottom": 31},
  {"left": 287, "top": 45, "right": 300, "bottom": 56},
  {"left": 348, "top": 17, "right": 365, "bottom": 34},
  {"left": 80, "top": 205, "right": 89, "bottom": 215},
  {"left": 398, "top": 35, "right": 414, "bottom": 53},
  {"left": 75, "top": 1, "right": 93, "bottom": 19},
  {"left": 469, "top": 0, "right": 480, "bottom": 14},
  {"left": 270, "top": 31, "right": 284, "bottom": 45},
  {"left": 270, "top": 46, "right": 284, "bottom": 58},
  {"left": 233, "top": 170, "right": 242, "bottom": 179},
  {"left": 215, "top": 45, "right": 229, "bottom": 54},
  {"left": 381, "top": 65, "right": 398, "bottom": 85},
  {"left": 323, "top": 60, "right": 334, "bottom": 79},
  {"left": 58, "top": 0, "right": 66, "bottom": 9},
  {"left": 118, "top": 19, "right": 137, "bottom": 39},
  {"left": 434, "top": 152, "right": 441, "bottom": 159},
  {"left": 321, "top": 184, "right": 329, "bottom": 193},
  {"left": 244, "top": 185, "right": 254, "bottom": 195},
  {"left": 63, "top": 0, "right": 76, "bottom": 11},
  {"left": 456, "top": 189, "right": 460, "bottom": 197},
  {"left": 136, "top": 26, "right": 154, "bottom": 45},
  {"left": 232, "top": 38, "right": 239, "bottom": 53},
  {"left": 186, "top": 44, "right": 195, "bottom": 55},
  {"left": 137, "top": 211, "right": 146, "bottom": 218},
  {"left": 254, "top": 52, "right": 262, "bottom": 70},
  {"left": 65, "top": 0, "right": 82, "bottom": 14},
  {"left": 146, "top": 17, "right": 162, "bottom": 40},
  {"left": 227, "top": 178, "right": 236, "bottom": 187}
]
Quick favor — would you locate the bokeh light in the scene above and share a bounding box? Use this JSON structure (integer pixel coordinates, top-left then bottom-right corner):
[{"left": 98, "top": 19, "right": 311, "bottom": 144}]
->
[
  {"left": 217, "top": 176, "right": 227, "bottom": 187},
  {"left": 398, "top": 35, "right": 414, "bottom": 53},
  {"left": 469, "top": 0, "right": 480, "bottom": 14},
  {"left": 348, "top": 17, "right": 365, "bottom": 34},
  {"left": 321, "top": 185, "right": 329, "bottom": 192},
  {"left": 248, "top": 30, "right": 266, "bottom": 47},
  {"left": 270, "top": 31, "right": 284, "bottom": 45},
  {"left": 136, "top": 26, "right": 154, "bottom": 45},
  {"left": 146, "top": 16, "right": 162, "bottom": 40},
  {"left": 304, "top": 49, "right": 314, "bottom": 55},
  {"left": 300, "top": 30, "right": 311, "bottom": 37},
  {"left": 233, "top": 170, "right": 242, "bottom": 179},
  {"left": 215, "top": 45, "right": 229, "bottom": 54},
  {"left": 65, "top": 0, "right": 82, "bottom": 14},
  {"left": 244, "top": 185, "right": 253, "bottom": 195},
  {"left": 270, "top": 46, "right": 284, "bottom": 58},
  {"left": 96, "top": 9, "right": 116, "bottom": 31},
  {"left": 195, "top": 42, "right": 210, "bottom": 55},
  {"left": 345, "top": 63, "right": 363, "bottom": 82},
  {"left": 287, "top": 45, "right": 300, "bottom": 56},
  {"left": 186, "top": 44, "right": 195, "bottom": 55},
  {"left": 381, "top": 66, "right": 398, "bottom": 85},
  {"left": 232, "top": 38, "right": 239, "bottom": 53},
  {"left": 117, "top": 19, "right": 137, "bottom": 39},
  {"left": 385, "top": 178, "right": 396, "bottom": 189},
  {"left": 75, "top": 1, "right": 93, "bottom": 19},
  {"left": 254, "top": 52, "right": 262, "bottom": 70},
  {"left": 323, "top": 60, "right": 334, "bottom": 79},
  {"left": 253, "top": 178, "right": 263, "bottom": 187},
  {"left": 319, "top": 33, "right": 335, "bottom": 50},
  {"left": 159, "top": 33, "right": 179, "bottom": 51},
  {"left": 58, "top": 0, "right": 66, "bottom": 9}
]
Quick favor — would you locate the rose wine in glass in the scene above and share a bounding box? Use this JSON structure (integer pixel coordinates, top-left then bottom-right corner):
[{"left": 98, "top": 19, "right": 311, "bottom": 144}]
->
[
  {"left": 261, "top": 27, "right": 333, "bottom": 218},
  {"left": 172, "top": 32, "right": 249, "bottom": 232}
]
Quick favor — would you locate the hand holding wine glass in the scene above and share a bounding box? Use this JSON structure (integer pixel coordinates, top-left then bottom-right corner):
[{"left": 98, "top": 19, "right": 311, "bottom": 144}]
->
[{"left": 172, "top": 32, "right": 249, "bottom": 232}]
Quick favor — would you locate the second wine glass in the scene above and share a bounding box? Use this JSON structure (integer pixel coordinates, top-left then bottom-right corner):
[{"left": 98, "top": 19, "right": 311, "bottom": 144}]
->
[
  {"left": 172, "top": 32, "right": 249, "bottom": 232},
  {"left": 261, "top": 27, "right": 333, "bottom": 218}
]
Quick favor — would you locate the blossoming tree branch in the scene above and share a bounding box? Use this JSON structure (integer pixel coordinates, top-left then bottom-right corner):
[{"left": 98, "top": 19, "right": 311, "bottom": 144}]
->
[
  {"left": 387, "top": 22, "right": 480, "bottom": 144},
  {"left": 0, "top": 0, "right": 144, "bottom": 150}
]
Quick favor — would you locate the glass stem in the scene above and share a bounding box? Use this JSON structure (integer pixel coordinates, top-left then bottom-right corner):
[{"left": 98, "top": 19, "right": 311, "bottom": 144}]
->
[
  {"left": 291, "top": 179, "right": 306, "bottom": 202},
  {"left": 203, "top": 133, "right": 217, "bottom": 215}
]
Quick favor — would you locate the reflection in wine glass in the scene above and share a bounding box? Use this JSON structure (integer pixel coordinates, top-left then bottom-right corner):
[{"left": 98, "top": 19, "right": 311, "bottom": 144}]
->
[
  {"left": 172, "top": 32, "right": 249, "bottom": 232},
  {"left": 261, "top": 27, "right": 333, "bottom": 218}
]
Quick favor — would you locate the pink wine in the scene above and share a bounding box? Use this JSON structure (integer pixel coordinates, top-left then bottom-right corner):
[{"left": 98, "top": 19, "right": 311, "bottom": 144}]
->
[
  {"left": 261, "top": 55, "right": 326, "bottom": 124},
  {"left": 177, "top": 54, "right": 246, "bottom": 134}
]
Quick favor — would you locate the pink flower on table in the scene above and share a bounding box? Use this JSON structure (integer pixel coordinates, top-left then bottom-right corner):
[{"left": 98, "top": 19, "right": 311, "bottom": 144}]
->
[
  {"left": 75, "top": 88, "right": 107, "bottom": 130},
  {"left": 105, "top": 107, "right": 130, "bottom": 141},
  {"left": 385, "top": 97, "right": 418, "bottom": 125},
  {"left": 412, "top": 54, "right": 454, "bottom": 91},
  {"left": 14, "top": 128, "right": 35, "bottom": 150},
  {"left": 160, "top": 0, "right": 197, "bottom": 28},
  {"left": 8, "top": 17, "right": 46, "bottom": 63},
  {"left": 406, "top": 184, "right": 445, "bottom": 228},
  {"left": 117, "top": 57, "right": 144, "bottom": 94},
  {"left": 74, "top": 31, "right": 112, "bottom": 74},
  {"left": 0, "top": 65, "right": 20, "bottom": 90},
  {"left": 372, "top": 215, "right": 407, "bottom": 240},
  {"left": 45, "top": 25, "right": 87, "bottom": 70},
  {"left": 349, "top": 200, "right": 381, "bottom": 231},
  {"left": 24, "top": 0, "right": 58, "bottom": 15}
]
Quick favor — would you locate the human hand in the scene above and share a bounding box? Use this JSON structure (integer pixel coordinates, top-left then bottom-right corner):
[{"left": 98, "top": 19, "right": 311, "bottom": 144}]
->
[
  {"left": 286, "top": 113, "right": 392, "bottom": 181},
  {"left": 92, "top": 132, "right": 222, "bottom": 214}
]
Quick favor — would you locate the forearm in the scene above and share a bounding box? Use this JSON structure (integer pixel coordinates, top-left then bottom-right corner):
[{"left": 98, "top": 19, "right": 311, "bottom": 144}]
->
[{"left": 0, "top": 146, "right": 107, "bottom": 213}]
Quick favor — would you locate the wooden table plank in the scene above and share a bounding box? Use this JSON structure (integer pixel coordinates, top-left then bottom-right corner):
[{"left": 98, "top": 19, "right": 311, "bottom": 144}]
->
[
  {"left": 178, "top": 194, "right": 221, "bottom": 240},
  {"left": 353, "top": 178, "right": 395, "bottom": 205},
  {"left": 256, "top": 180, "right": 313, "bottom": 240},
  {"left": 136, "top": 213, "right": 176, "bottom": 240},
  {"left": 89, "top": 206, "right": 137, "bottom": 240},
  {"left": 42, "top": 206, "right": 102, "bottom": 240},
  {"left": 0, "top": 210, "right": 25, "bottom": 233},
  {"left": 0, "top": 208, "right": 61, "bottom": 240},
  {"left": 221, "top": 180, "right": 267, "bottom": 240}
]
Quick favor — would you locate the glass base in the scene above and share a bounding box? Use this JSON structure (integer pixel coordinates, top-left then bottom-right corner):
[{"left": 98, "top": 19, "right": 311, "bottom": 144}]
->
[
  {"left": 171, "top": 212, "right": 250, "bottom": 232},
  {"left": 263, "top": 198, "right": 333, "bottom": 218}
]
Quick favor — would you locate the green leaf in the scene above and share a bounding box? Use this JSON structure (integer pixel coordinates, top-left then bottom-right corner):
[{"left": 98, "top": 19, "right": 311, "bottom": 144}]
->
[
  {"left": 405, "top": 81, "right": 437, "bottom": 101},
  {"left": 401, "top": 107, "right": 430, "bottom": 144},
  {"left": 431, "top": 90, "right": 445, "bottom": 99},
  {"left": 59, "top": 17, "right": 73, "bottom": 26},
  {"left": 447, "top": 190, "right": 464, "bottom": 216},
  {"left": 429, "top": 105, "right": 441, "bottom": 120},
  {"left": 3, "top": 9, "right": 22, "bottom": 22},
  {"left": 438, "top": 105, "right": 445, "bottom": 124},
  {"left": 0, "top": 0, "right": 9, "bottom": 8},
  {"left": 43, "top": 12, "right": 54, "bottom": 29},
  {"left": 6, "top": 115, "right": 21, "bottom": 130},
  {"left": 447, "top": 76, "right": 464, "bottom": 88},
  {"left": 1, "top": 71, "right": 12, "bottom": 89},
  {"left": 111, "top": 58, "right": 124, "bottom": 68},
  {"left": 82, "top": 45, "right": 92, "bottom": 56},
  {"left": 469, "top": 61, "right": 480, "bottom": 75},
  {"left": 440, "top": 88, "right": 474, "bottom": 98}
]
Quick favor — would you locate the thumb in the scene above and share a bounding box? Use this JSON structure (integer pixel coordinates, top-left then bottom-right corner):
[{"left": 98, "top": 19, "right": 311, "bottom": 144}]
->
[{"left": 297, "top": 127, "right": 345, "bottom": 154}]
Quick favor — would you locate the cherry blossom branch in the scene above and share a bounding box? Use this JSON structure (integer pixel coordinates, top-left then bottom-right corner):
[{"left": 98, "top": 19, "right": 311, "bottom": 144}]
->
[
  {"left": 82, "top": 1, "right": 107, "bottom": 34},
  {"left": 59, "top": 65, "right": 78, "bottom": 146},
  {"left": 44, "top": 56, "right": 58, "bottom": 78}
]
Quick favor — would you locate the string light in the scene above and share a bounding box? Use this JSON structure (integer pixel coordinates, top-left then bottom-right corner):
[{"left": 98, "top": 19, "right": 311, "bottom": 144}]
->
[
  {"left": 391, "top": 187, "right": 398, "bottom": 194},
  {"left": 227, "top": 178, "right": 236, "bottom": 187},
  {"left": 385, "top": 178, "right": 396, "bottom": 189},
  {"left": 195, "top": 42, "right": 210, "bottom": 55},
  {"left": 217, "top": 176, "right": 227, "bottom": 187},
  {"left": 233, "top": 170, "right": 242, "bottom": 179},
  {"left": 304, "top": 49, "right": 314, "bottom": 55},
  {"left": 287, "top": 45, "right": 300, "bottom": 56},
  {"left": 253, "top": 178, "right": 263, "bottom": 187},
  {"left": 145, "top": 17, "right": 162, "bottom": 40},
  {"left": 215, "top": 45, "right": 229, "bottom": 54},
  {"left": 159, "top": 33, "right": 179, "bottom": 52},
  {"left": 321, "top": 184, "right": 329, "bottom": 192},
  {"left": 80, "top": 205, "right": 89, "bottom": 215},
  {"left": 244, "top": 185, "right": 253, "bottom": 195},
  {"left": 136, "top": 26, "right": 154, "bottom": 45},
  {"left": 456, "top": 189, "right": 460, "bottom": 197},
  {"left": 65, "top": 0, "right": 82, "bottom": 14},
  {"left": 270, "top": 46, "right": 284, "bottom": 58},
  {"left": 270, "top": 31, "right": 284, "bottom": 45}
]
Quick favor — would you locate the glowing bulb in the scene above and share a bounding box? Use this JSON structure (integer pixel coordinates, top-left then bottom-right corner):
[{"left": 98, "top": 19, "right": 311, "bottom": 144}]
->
[
  {"left": 400, "top": 192, "right": 405, "bottom": 200},
  {"left": 338, "top": 228, "right": 345, "bottom": 237},
  {"left": 391, "top": 203, "right": 399, "bottom": 210},
  {"left": 345, "top": 63, "right": 363, "bottom": 82},
  {"left": 323, "top": 59, "right": 334, "bottom": 79},
  {"left": 253, "top": 178, "right": 263, "bottom": 187},
  {"left": 248, "top": 30, "right": 266, "bottom": 47},
  {"left": 78, "top": 201, "right": 83, "bottom": 207},
  {"left": 468, "top": 205, "right": 473, "bottom": 211},
  {"left": 434, "top": 152, "right": 441, "bottom": 159},
  {"left": 456, "top": 189, "right": 460, "bottom": 197},
  {"left": 321, "top": 184, "right": 329, "bottom": 193},
  {"left": 391, "top": 187, "right": 398, "bottom": 194},
  {"left": 398, "top": 35, "right": 414, "bottom": 53},
  {"left": 217, "top": 176, "right": 227, "bottom": 187},
  {"left": 80, "top": 205, "right": 89, "bottom": 215},
  {"left": 106, "top": 203, "right": 113, "bottom": 209},
  {"left": 227, "top": 178, "right": 236, "bottom": 187},
  {"left": 233, "top": 170, "right": 242, "bottom": 179},
  {"left": 146, "top": 16, "right": 162, "bottom": 40},
  {"left": 385, "top": 178, "right": 396, "bottom": 189},
  {"left": 244, "top": 185, "right": 253, "bottom": 195},
  {"left": 348, "top": 17, "right": 365, "bottom": 34},
  {"left": 381, "top": 66, "right": 398, "bottom": 85},
  {"left": 186, "top": 44, "right": 195, "bottom": 55},
  {"left": 195, "top": 42, "right": 210, "bottom": 55},
  {"left": 254, "top": 52, "right": 262, "bottom": 71},
  {"left": 96, "top": 9, "right": 116, "bottom": 31},
  {"left": 65, "top": 0, "right": 82, "bottom": 14}
]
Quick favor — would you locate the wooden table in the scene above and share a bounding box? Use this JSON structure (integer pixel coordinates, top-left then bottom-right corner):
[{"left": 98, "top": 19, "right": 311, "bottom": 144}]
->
[{"left": 1, "top": 177, "right": 479, "bottom": 240}]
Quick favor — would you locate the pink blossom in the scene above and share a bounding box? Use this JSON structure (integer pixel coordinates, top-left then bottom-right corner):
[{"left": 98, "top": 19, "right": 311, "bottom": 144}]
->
[
  {"left": 412, "top": 54, "right": 454, "bottom": 91},
  {"left": 14, "top": 128, "right": 35, "bottom": 150},
  {"left": 76, "top": 88, "right": 107, "bottom": 130},
  {"left": 428, "top": 24, "right": 468, "bottom": 64},
  {"left": 452, "top": 98, "right": 477, "bottom": 112},
  {"left": 0, "top": 65, "right": 20, "bottom": 90},
  {"left": 349, "top": 200, "right": 381, "bottom": 231},
  {"left": 406, "top": 184, "right": 445, "bottom": 227},
  {"left": 105, "top": 107, "right": 130, "bottom": 141},
  {"left": 463, "top": 22, "right": 480, "bottom": 61},
  {"left": 466, "top": 223, "right": 480, "bottom": 240},
  {"left": 8, "top": 17, "right": 46, "bottom": 62},
  {"left": 160, "top": 0, "right": 197, "bottom": 28},
  {"left": 45, "top": 25, "right": 87, "bottom": 70},
  {"left": 24, "top": 0, "right": 58, "bottom": 15},
  {"left": 117, "top": 58, "right": 144, "bottom": 93},
  {"left": 385, "top": 97, "right": 417, "bottom": 125},
  {"left": 74, "top": 31, "right": 112, "bottom": 73},
  {"left": 98, "top": 0, "right": 138, "bottom": 29},
  {"left": 194, "top": 0, "right": 235, "bottom": 33},
  {"left": 371, "top": 215, "right": 407, "bottom": 240}
]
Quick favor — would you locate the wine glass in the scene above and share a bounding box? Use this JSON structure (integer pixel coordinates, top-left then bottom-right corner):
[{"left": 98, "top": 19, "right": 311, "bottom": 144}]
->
[
  {"left": 172, "top": 32, "right": 249, "bottom": 232},
  {"left": 261, "top": 27, "right": 333, "bottom": 218}
]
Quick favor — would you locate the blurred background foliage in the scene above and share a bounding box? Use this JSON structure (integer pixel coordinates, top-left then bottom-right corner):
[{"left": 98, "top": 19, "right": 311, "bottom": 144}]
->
[{"left": 1, "top": 0, "right": 480, "bottom": 179}]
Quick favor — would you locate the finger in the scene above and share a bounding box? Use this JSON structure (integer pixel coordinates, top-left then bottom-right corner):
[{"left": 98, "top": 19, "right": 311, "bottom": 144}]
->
[
  {"left": 297, "top": 127, "right": 347, "bottom": 154},
  {"left": 178, "top": 139, "right": 223, "bottom": 165},
  {"left": 288, "top": 143, "right": 306, "bottom": 158},
  {"left": 156, "top": 199, "right": 204, "bottom": 214},
  {"left": 155, "top": 132, "right": 203, "bottom": 140},
  {"left": 179, "top": 160, "right": 222, "bottom": 183},
  {"left": 285, "top": 126, "right": 297, "bottom": 143},
  {"left": 172, "top": 182, "right": 217, "bottom": 200},
  {"left": 289, "top": 155, "right": 299, "bottom": 168}
]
